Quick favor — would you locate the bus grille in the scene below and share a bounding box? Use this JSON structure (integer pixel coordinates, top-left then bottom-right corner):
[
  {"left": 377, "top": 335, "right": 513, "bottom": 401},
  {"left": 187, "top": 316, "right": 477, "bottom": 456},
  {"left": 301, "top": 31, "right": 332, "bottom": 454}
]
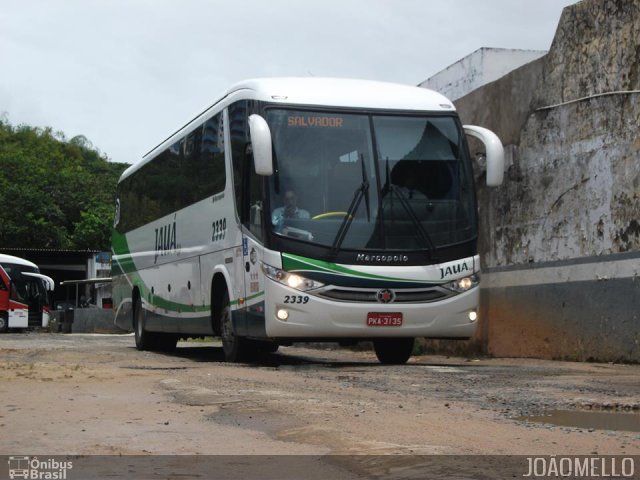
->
[{"left": 317, "top": 287, "right": 452, "bottom": 304}]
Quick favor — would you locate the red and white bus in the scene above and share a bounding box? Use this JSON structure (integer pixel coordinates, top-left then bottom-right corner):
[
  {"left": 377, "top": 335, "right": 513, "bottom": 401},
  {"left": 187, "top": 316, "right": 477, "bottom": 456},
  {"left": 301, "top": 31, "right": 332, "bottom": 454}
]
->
[{"left": 0, "top": 254, "right": 55, "bottom": 332}]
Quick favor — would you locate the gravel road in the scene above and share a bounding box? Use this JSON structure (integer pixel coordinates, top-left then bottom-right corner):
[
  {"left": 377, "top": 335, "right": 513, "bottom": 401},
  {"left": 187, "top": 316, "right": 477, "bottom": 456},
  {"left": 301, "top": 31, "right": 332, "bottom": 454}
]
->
[{"left": 1, "top": 332, "right": 638, "bottom": 478}]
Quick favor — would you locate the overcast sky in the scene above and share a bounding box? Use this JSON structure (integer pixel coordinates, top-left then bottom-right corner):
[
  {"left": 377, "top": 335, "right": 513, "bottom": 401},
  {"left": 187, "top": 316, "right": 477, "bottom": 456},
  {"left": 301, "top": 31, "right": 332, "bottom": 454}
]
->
[{"left": 1, "top": 0, "right": 574, "bottom": 166}]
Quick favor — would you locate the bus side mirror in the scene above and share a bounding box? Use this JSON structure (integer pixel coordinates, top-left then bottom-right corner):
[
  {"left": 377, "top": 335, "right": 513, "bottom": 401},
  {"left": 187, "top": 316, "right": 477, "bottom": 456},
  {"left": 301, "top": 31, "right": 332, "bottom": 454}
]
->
[
  {"left": 463, "top": 125, "right": 504, "bottom": 187},
  {"left": 248, "top": 114, "right": 273, "bottom": 176}
]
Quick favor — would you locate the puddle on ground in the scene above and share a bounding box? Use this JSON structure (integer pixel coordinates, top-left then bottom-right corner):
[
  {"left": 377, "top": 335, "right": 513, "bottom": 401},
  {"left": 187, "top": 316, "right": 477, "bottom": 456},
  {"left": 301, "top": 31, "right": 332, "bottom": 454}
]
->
[
  {"left": 516, "top": 410, "right": 640, "bottom": 432},
  {"left": 207, "top": 404, "right": 299, "bottom": 436}
]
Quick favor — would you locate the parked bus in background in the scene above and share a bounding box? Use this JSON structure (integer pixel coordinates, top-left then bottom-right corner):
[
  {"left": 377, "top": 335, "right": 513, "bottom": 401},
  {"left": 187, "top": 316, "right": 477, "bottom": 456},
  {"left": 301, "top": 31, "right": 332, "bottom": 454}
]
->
[
  {"left": 0, "top": 254, "right": 55, "bottom": 332},
  {"left": 112, "top": 78, "right": 504, "bottom": 364}
]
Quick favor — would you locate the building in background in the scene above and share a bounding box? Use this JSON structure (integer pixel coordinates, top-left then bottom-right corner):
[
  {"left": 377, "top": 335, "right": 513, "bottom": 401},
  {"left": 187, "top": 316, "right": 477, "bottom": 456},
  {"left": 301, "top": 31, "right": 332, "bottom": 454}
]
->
[
  {"left": 0, "top": 249, "right": 112, "bottom": 309},
  {"left": 419, "top": 47, "right": 546, "bottom": 101}
]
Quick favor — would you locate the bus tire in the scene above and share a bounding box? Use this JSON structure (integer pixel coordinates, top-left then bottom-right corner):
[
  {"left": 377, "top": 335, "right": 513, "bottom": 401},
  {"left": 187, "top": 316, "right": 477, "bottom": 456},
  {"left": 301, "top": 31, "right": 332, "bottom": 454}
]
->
[
  {"left": 220, "top": 290, "right": 250, "bottom": 362},
  {"left": 133, "top": 296, "right": 177, "bottom": 352},
  {"left": 373, "top": 337, "right": 414, "bottom": 365},
  {"left": 0, "top": 312, "right": 8, "bottom": 333},
  {"left": 133, "top": 296, "right": 151, "bottom": 350}
]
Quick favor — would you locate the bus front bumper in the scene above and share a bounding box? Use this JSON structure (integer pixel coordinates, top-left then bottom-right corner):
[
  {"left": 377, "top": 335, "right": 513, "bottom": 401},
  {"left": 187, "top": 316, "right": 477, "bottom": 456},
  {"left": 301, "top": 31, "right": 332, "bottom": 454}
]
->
[{"left": 263, "top": 279, "right": 479, "bottom": 339}]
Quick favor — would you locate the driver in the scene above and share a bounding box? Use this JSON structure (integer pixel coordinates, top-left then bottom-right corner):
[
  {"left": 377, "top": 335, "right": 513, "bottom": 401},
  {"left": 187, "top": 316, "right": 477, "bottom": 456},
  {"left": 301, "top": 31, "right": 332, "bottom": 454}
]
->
[{"left": 272, "top": 190, "right": 310, "bottom": 229}]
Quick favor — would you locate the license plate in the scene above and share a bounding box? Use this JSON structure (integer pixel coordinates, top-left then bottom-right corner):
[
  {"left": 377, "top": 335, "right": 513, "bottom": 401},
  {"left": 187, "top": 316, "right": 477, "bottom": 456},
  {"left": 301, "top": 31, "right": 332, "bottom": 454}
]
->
[{"left": 367, "top": 312, "right": 403, "bottom": 327}]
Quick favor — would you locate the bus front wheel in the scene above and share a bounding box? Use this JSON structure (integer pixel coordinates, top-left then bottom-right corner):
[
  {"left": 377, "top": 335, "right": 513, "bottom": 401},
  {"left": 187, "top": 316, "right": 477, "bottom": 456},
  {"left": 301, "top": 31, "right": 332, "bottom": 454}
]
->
[
  {"left": 373, "top": 338, "right": 414, "bottom": 365},
  {"left": 0, "top": 313, "right": 8, "bottom": 333},
  {"left": 220, "top": 290, "right": 251, "bottom": 362}
]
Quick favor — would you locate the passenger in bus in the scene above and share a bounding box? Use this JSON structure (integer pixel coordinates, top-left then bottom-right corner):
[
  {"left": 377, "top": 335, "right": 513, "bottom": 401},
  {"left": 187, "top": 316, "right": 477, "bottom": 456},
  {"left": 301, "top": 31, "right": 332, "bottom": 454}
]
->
[{"left": 271, "top": 190, "right": 310, "bottom": 229}]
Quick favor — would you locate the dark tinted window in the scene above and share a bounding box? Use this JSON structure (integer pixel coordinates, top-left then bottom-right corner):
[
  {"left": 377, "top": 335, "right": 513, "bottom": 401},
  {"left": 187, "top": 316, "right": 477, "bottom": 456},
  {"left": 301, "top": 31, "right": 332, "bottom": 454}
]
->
[
  {"left": 200, "top": 115, "right": 226, "bottom": 197},
  {"left": 229, "top": 100, "right": 249, "bottom": 220},
  {"left": 229, "top": 100, "right": 263, "bottom": 239},
  {"left": 117, "top": 112, "right": 226, "bottom": 232}
]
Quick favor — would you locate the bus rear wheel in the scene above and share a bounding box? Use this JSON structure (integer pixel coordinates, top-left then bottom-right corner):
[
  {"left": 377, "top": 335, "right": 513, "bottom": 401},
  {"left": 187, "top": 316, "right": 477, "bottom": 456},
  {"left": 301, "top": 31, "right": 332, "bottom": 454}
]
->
[
  {"left": 133, "top": 296, "right": 177, "bottom": 352},
  {"left": 0, "top": 313, "right": 8, "bottom": 333},
  {"left": 373, "top": 338, "right": 414, "bottom": 365}
]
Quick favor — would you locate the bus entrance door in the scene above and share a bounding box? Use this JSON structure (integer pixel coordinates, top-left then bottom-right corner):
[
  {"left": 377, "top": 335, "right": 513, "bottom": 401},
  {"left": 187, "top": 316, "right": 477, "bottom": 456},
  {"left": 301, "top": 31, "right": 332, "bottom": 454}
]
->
[{"left": 242, "top": 235, "right": 265, "bottom": 337}]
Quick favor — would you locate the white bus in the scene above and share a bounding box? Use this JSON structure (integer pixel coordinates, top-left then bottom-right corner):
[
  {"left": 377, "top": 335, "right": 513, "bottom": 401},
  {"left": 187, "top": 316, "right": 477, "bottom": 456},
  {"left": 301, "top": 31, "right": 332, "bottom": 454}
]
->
[
  {"left": 112, "top": 78, "right": 503, "bottom": 364},
  {"left": 0, "top": 254, "right": 55, "bottom": 332}
]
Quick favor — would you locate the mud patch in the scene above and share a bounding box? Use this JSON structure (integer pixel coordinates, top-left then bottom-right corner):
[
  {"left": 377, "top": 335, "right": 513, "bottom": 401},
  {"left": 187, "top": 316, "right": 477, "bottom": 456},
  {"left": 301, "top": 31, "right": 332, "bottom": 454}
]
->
[
  {"left": 326, "top": 455, "right": 521, "bottom": 479},
  {"left": 207, "top": 403, "right": 299, "bottom": 436},
  {"left": 516, "top": 410, "right": 640, "bottom": 432},
  {"left": 160, "top": 378, "right": 247, "bottom": 407}
]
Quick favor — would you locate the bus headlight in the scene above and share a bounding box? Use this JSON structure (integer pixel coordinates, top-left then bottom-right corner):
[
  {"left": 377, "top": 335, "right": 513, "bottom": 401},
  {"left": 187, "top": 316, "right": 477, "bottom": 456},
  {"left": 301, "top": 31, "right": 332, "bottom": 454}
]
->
[
  {"left": 262, "top": 264, "right": 325, "bottom": 292},
  {"left": 445, "top": 273, "right": 480, "bottom": 293}
]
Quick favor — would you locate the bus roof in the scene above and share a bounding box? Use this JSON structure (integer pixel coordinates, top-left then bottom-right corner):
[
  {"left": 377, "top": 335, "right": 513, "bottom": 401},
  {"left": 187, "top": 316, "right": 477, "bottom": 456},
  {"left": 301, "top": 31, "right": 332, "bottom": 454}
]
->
[
  {"left": 121, "top": 78, "right": 455, "bottom": 182},
  {"left": 0, "top": 253, "right": 38, "bottom": 270},
  {"left": 228, "top": 77, "right": 455, "bottom": 111}
]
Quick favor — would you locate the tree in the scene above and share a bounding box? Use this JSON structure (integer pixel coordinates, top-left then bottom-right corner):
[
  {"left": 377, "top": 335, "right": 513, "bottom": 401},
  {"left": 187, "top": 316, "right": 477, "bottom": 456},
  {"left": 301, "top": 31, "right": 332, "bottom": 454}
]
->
[
  {"left": 0, "top": 118, "right": 129, "bottom": 250},
  {"left": 73, "top": 204, "right": 115, "bottom": 250}
]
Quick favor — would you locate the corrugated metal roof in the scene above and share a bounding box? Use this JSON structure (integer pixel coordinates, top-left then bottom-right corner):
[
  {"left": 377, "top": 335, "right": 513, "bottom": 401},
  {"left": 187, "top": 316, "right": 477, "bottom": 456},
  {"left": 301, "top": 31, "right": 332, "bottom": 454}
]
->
[{"left": 0, "top": 248, "right": 102, "bottom": 254}]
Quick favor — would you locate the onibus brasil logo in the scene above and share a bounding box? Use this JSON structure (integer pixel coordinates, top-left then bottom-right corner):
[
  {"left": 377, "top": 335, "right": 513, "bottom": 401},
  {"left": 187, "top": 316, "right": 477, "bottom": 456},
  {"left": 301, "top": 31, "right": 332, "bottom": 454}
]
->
[{"left": 7, "top": 457, "right": 73, "bottom": 480}]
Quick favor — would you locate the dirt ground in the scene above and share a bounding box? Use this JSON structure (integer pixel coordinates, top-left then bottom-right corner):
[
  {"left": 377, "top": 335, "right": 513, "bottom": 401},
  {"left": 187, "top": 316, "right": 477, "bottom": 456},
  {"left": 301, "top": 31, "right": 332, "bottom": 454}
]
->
[{"left": 0, "top": 332, "right": 638, "bottom": 477}]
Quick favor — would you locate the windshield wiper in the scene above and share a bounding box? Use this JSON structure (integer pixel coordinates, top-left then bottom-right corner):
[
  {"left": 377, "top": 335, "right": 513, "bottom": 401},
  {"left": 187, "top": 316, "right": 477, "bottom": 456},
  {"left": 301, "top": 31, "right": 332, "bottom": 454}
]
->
[
  {"left": 330, "top": 156, "right": 370, "bottom": 257},
  {"left": 387, "top": 184, "right": 438, "bottom": 260},
  {"left": 360, "top": 154, "right": 371, "bottom": 221},
  {"left": 382, "top": 157, "right": 438, "bottom": 259}
]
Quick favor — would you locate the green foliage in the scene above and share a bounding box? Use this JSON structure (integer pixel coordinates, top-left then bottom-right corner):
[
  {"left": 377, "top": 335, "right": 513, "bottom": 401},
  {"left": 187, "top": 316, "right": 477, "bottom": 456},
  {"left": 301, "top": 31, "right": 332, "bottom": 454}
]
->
[{"left": 0, "top": 119, "right": 129, "bottom": 250}]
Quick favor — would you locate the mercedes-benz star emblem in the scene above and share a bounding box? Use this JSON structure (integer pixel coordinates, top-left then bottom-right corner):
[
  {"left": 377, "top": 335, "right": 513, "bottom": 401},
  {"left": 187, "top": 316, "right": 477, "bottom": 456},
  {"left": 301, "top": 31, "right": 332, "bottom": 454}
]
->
[{"left": 376, "top": 289, "right": 395, "bottom": 304}]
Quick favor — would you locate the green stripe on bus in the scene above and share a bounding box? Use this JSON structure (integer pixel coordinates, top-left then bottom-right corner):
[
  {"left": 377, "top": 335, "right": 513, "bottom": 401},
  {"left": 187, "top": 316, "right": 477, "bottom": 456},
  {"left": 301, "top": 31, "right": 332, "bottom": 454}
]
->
[
  {"left": 111, "top": 231, "right": 136, "bottom": 275},
  {"left": 145, "top": 294, "right": 209, "bottom": 313},
  {"left": 112, "top": 231, "right": 264, "bottom": 314}
]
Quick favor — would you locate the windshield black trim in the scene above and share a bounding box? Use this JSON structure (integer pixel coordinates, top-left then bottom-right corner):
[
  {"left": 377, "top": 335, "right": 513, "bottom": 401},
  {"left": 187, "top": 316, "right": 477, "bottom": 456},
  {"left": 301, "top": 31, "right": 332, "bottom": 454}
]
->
[
  {"left": 368, "top": 115, "right": 386, "bottom": 250},
  {"left": 268, "top": 234, "right": 477, "bottom": 267},
  {"left": 262, "top": 103, "right": 461, "bottom": 118}
]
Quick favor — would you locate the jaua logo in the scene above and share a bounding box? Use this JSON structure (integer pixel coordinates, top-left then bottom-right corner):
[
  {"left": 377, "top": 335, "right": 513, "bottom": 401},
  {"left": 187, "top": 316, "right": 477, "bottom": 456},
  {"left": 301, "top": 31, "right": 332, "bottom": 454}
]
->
[
  {"left": 155, "top": 218, "right": 178, "bottom": 264},
  {"left": 440, "top": 262, "right": 469, "bottom": 279}
]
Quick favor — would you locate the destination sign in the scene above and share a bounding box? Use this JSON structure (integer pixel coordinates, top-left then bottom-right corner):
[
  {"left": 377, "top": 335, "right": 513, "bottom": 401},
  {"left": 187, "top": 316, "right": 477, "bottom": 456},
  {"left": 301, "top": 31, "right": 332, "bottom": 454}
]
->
[{"left": 288, "top": 116, "right": 344, "bottom": 128}]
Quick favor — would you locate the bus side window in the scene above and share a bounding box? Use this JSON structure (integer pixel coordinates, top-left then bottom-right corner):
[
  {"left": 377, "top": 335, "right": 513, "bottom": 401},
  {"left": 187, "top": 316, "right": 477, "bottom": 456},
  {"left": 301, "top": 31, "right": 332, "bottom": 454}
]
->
[
  {"left": 229, "top": 101, "right": 249, "bottom": 223},
  {"left": 229, "top": 100, "right": 263, "bottom": 239}
]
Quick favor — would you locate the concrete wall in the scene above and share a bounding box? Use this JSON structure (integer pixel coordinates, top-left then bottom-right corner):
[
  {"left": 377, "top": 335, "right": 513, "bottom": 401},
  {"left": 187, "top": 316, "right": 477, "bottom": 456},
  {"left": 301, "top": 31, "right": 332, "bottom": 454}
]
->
[
  {"left": 419, "top": 48, "right": 546, "bottom": 101},
  {"left": 434, "top": 0, "right": 640, "bottom": 362},
  {"left": 50, "top": 309, "right": 124, "bottom": 334}
]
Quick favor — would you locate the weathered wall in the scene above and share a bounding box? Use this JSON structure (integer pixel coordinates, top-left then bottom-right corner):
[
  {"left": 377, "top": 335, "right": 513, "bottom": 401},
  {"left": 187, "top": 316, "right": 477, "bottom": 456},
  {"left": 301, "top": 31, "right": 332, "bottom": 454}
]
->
[
  {"left": 537, "top": 0, "right": 640, "bottom": 107},
  {"left": 455, "top": 57, "right": 545, "bottom": 147},
  {"left": 440, "top": 0, "right": 640, "bottom": 361},
  {"left": 480, "top": 93, "right": 640, "bottom": 267}
]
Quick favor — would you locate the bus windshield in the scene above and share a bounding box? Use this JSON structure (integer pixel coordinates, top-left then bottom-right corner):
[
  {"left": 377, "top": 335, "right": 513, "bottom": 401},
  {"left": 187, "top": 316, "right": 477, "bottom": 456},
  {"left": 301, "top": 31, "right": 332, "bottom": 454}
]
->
[{"left": 266, "top": 109, "right": 477, "bottom": 252}]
